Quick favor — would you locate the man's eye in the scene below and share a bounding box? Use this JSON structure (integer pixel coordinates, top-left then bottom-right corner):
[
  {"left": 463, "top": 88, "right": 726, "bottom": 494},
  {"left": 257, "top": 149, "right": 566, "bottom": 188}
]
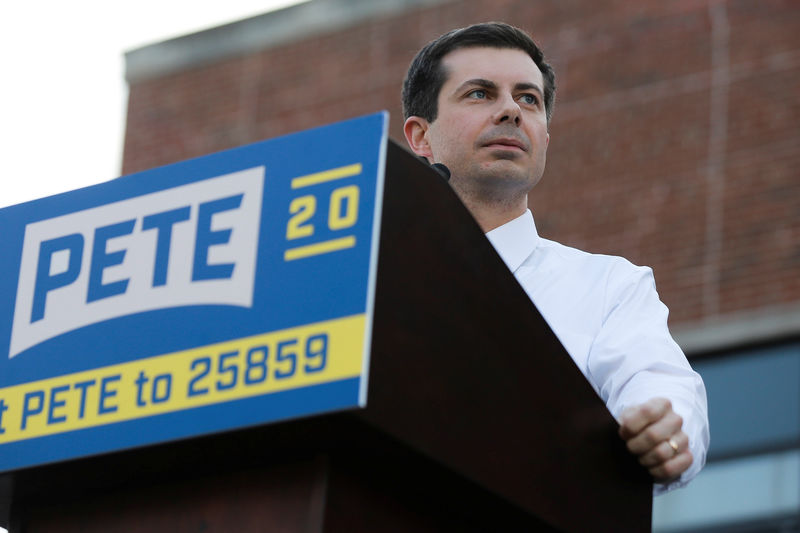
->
[
  {"left": 467, "top": 89, "right": 487, "bottom": 99},
  {"left": 519, "top": 94, "right": 539, "bottom": 105}
]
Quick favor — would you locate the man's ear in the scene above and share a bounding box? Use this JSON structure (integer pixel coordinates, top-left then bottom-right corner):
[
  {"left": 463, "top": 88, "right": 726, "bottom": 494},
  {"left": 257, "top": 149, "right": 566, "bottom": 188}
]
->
[{"left": 403, "top": 116, "right": 433, "bottom": 161}]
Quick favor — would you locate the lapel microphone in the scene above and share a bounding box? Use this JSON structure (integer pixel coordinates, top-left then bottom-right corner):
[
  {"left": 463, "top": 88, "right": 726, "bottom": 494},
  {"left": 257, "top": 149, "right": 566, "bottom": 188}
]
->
[{"left": 431, "top": 163, "right": 451, "bottom": 181}]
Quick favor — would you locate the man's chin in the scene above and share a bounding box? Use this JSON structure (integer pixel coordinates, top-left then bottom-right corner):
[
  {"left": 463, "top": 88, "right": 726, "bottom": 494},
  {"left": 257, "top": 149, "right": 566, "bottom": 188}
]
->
[
  {"left": 451, "top": 166, "right": 536, "bottom": 196},
  {"left": 476, "top": 161, "right": 532, "bottom": 183}
]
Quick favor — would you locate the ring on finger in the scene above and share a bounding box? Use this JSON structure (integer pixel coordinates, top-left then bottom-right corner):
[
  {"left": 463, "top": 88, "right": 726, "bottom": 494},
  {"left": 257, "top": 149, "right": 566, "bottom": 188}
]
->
[{"left": 667, "top": 437, "right": 679, "bottom": 456}]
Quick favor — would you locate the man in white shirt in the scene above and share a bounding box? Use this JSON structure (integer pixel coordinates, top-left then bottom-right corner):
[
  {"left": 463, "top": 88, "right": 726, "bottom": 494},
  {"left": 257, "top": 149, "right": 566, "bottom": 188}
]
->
[{"left": 401, "top": 22, "right": 709, "bottom": 493}]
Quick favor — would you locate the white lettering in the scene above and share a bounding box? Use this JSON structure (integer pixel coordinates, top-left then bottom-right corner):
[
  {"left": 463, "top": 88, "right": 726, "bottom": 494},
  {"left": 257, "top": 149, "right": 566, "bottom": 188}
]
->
[{"left": 9, "top": 167, "right": 265, "bottom": 358}]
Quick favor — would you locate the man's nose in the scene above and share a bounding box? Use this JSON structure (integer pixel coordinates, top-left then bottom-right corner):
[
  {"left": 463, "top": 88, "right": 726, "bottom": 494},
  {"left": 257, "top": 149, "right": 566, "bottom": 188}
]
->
[{"left": 493, "top": 93, "right": 521, "bottom": 126}]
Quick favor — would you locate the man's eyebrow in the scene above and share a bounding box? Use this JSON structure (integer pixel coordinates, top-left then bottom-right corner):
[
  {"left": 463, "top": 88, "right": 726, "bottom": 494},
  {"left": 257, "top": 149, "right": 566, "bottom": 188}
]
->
[
  {"left": 514, "top": 82, "right": 544, "bottom": 98},
  {"left": 452, "top": 79, "right": 544, "bottom": 98},
  {"left": 453, "top": 78, "right": 497, "bottom": 94}
]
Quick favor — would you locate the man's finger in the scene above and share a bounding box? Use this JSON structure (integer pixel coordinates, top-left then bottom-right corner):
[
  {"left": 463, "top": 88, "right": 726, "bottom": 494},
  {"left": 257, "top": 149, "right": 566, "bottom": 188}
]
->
[
  {"left": 625, "top": 411, "right": 683, "bottom": 455},
  {"left": 639, "top": 431, "right": 687, "bottom": 467},
  {"left": 619, "top": 398, "right": 673, "bottom": 440},
  {"left": 650, "top": 449, "right": 693, "bottom": 482}
]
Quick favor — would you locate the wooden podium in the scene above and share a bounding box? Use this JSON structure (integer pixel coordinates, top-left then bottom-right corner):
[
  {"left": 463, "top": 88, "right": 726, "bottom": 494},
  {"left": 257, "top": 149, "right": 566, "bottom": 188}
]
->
[{"left": 2, "top": 141, "right": 652, "bottom": 532}]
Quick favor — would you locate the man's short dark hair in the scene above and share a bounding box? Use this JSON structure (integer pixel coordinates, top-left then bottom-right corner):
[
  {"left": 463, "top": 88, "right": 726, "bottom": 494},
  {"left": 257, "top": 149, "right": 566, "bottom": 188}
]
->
[{"left": 402, "top": 22, "right": 556, "bottom": 124}]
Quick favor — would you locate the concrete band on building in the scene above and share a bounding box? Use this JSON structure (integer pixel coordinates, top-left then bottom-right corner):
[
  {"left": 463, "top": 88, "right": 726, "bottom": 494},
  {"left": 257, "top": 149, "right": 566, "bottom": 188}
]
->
[{"left": 125, "top": 0, "right": 456, "bottom": 83}]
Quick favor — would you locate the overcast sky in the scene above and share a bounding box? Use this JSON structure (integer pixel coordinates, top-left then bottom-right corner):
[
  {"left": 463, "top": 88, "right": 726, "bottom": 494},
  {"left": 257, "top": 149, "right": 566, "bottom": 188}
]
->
[{"left": 0, "top": 0, "right": 308, "bottom": 209}]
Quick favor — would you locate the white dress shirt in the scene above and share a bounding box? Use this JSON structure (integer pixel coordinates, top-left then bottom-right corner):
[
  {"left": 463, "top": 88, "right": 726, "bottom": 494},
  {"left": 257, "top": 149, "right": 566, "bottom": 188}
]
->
[{"left": 486, "top": 209, "right": 709, "bottom": 494}]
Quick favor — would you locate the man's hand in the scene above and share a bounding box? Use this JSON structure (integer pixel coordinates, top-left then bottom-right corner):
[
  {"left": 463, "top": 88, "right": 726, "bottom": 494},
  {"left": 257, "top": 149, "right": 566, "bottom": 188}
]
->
[{"left": 619, "top": 398, "right": 693, "bottom": 483}]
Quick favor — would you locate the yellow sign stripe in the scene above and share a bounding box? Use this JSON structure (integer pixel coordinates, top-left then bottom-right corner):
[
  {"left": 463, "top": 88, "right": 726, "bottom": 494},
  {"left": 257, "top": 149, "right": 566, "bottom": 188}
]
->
[
  {"left": 0, "top": 315, "right": 365, "bottom": 444},
  {"left": 284, "top": 236, "right": 356, "bottom": 261},
  {"left": 291, "top": 163, "right": 362, "bottom": 189}
]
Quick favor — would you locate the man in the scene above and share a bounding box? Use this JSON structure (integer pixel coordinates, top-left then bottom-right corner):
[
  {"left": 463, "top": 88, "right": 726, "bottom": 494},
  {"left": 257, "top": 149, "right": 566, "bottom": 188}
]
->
[{"left": 401, "top": 22, "right": 709, "bottom": 494}]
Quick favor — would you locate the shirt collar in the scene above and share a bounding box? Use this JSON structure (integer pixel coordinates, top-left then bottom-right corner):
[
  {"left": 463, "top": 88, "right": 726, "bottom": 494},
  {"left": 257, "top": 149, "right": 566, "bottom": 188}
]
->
[{"left": 485, "top": 209, "right": 540, "bottom": 273}]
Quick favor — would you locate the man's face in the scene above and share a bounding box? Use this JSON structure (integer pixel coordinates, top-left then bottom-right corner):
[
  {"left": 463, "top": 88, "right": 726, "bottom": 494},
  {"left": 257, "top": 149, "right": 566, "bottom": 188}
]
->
[{"left": 406, "top": 46, "right": 550, "bottom": 201}]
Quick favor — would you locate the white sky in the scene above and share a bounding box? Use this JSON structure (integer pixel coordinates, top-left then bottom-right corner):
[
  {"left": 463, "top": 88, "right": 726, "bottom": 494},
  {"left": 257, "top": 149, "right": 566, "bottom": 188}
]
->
[{"left": 0, "top": 0, "right": 309, "bottom": 209}]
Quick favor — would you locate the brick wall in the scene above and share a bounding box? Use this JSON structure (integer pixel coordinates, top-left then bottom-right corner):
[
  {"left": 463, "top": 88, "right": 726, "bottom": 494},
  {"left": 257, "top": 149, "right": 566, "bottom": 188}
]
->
[{"left": 122, "top": 0, "right": 800, "bottom": 330}]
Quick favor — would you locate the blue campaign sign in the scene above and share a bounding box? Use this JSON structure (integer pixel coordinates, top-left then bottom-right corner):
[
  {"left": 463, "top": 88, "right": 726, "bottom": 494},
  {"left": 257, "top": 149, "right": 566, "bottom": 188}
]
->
[{"left": 0, "top": 112, "right": 388, "bottom": 472}]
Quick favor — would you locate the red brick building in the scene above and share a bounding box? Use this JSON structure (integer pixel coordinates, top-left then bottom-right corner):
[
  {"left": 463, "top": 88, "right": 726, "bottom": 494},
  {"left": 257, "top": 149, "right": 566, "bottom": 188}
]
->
[{"left": 124, "top": 1, "right": 800, "bottom": 530}]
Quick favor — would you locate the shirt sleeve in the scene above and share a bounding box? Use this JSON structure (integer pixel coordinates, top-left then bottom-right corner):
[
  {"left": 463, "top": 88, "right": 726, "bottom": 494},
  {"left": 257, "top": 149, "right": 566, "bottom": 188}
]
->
[{"left": 585, "top": 263, "right": 710, "bottom": 495}]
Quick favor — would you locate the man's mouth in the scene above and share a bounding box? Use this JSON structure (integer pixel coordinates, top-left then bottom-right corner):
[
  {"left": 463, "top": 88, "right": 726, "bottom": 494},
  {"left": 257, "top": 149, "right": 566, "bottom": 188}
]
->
[{"left": 483, "top": 138, "right": 528, "bottom": 151}]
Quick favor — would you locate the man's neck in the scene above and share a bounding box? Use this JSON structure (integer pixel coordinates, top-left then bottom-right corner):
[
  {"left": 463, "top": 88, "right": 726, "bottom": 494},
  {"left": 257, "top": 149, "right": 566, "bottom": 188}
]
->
[{"left": 455, "top": 191, "right": 529, "bottom": 232}]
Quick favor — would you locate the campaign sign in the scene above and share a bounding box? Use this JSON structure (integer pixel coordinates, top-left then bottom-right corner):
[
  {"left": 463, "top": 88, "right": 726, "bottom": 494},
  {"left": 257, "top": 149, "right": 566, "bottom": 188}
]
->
[{"left": 0, "top": 112, "right": 388, "bottom": 472}]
